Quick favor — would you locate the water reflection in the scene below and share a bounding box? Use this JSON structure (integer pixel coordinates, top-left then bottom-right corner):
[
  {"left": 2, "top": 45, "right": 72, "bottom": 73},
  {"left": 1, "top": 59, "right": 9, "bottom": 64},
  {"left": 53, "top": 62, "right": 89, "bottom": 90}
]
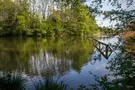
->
[
  {"left": 1, "top": 36, "right": 132, "bottom": 89},
  {"left": 88, "top": 50, "right": 135, "bottom": 90},
  {"left": 91, "top": 38, "right": 113, "bottom": 59},
  {"left": 0, "top": 37, "right": 94, "bottom": 76},
  {"left": 89, "top": 36, "right": 135, "bottom": 90}
]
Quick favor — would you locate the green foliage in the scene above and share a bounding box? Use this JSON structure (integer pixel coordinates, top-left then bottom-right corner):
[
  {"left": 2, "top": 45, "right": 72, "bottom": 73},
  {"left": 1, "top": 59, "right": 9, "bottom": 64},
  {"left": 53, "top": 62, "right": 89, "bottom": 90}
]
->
[
  {"left": 46, "top": 11, "right": 65, "bottom": 36},
  {"left": 70, "top": 1, "right": 99, "bottom": 35},
  {"left": 91, "top": 0, "right": 135, "bottom": 31},
  {"left": 14, "top": 15, "right": 27, "bottom": 35},
  {"left": 0, "top": 0, "right": 98, "bottom": 36},
  {"left": 46, "top": 1, "right": 99, "bottom": 36}
]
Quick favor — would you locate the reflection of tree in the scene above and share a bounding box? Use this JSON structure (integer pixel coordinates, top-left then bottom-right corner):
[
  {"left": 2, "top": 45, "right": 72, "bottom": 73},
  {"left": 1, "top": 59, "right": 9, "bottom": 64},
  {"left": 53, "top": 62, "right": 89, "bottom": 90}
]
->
[
  {"left": 45, "top": 36, "right": 95, "bottom": 72},
  {"left": 0, "top": 36, "right": 95, "bottom": 77},
  {"left": 0, "top": 37, "right": 31, "bottom": 72},
  {"left": 89, "top": 46, "right": 135, "bottom": 90}
]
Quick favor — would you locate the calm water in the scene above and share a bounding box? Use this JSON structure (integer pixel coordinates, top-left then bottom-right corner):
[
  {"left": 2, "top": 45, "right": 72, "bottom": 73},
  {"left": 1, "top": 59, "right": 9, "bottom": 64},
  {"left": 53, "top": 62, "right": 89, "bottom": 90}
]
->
[{"left": 0, "top": 36, "right": 121, "bottom": 89}]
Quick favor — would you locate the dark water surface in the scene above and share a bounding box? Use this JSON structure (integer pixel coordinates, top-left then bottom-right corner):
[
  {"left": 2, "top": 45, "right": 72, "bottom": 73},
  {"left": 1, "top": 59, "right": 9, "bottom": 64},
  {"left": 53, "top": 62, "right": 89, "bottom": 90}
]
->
[{"left": 0, "top": 36, "right": 121, "bottom": 89}]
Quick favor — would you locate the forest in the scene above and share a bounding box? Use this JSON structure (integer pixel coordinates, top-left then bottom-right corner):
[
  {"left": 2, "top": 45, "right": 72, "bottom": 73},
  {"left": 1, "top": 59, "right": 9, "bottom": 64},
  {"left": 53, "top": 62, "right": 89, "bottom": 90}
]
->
[{"left": 0, "top": 0, "right": 99, "bottom": 36}]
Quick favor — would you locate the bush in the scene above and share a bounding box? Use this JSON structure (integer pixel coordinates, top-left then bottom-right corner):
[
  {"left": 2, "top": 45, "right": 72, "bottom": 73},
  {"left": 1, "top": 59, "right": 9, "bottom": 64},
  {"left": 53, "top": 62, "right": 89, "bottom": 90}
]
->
[
  {"left": 0, "top": 72, "right": 25, "bottom": 90},
  {"left": 34, "top": 77, "right": 68, "bottom": 90}
]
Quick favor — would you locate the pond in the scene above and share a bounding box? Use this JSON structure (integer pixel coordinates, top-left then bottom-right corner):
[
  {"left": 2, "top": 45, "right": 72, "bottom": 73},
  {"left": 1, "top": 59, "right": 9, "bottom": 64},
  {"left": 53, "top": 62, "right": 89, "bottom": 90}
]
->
[{"left": 0, "top": 36, "right": 134, "bottom": 90}]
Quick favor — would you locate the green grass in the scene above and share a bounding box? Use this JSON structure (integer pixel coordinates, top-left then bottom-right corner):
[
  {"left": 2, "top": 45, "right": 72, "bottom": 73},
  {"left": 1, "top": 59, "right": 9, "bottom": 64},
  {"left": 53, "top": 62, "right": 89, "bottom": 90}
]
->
[
  {"left": 0, "top": 71, "right": 68, "bottom": 90},
  {"left": 34, "top": 77, "right": 68, "bottom": 90},
  {"left": 0, "top": 72, "right": 25, "bottom": 90}
]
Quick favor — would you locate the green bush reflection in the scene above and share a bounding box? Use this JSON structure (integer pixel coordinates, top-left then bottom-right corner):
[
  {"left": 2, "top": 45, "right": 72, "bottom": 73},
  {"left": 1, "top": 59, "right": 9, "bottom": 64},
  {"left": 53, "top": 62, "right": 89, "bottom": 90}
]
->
[{"left": 0, "top": 37, "right": 94, "bottom": 76}]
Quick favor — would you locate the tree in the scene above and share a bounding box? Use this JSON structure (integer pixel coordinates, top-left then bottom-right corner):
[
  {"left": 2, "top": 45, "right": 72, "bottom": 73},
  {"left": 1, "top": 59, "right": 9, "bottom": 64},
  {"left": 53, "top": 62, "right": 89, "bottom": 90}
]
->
[
  {"left": 45, "top": 0, "right": 99, "bottom": 36},
  {"left": 0, "top": 0, "right": 99, "bottom": 36},
  {"left": 90, "top": 0, "right": 135, "bottom": 30}
]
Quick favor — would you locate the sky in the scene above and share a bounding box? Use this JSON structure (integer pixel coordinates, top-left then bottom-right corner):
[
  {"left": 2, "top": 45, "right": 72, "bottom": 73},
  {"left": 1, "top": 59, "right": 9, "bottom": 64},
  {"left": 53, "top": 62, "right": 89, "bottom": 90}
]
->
[{"left": 84, "top": 0, "right": 135, "bottom": 27}]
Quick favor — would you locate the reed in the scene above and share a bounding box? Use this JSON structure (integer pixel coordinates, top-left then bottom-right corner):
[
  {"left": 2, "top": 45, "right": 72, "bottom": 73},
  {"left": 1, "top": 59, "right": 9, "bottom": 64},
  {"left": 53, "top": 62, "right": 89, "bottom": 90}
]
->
[
  {"left": 0, "top": 72, "right": 25, "bottom": 90},
  {"left": 34, "top": 77, "right": 68, "bottom": 90}
]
